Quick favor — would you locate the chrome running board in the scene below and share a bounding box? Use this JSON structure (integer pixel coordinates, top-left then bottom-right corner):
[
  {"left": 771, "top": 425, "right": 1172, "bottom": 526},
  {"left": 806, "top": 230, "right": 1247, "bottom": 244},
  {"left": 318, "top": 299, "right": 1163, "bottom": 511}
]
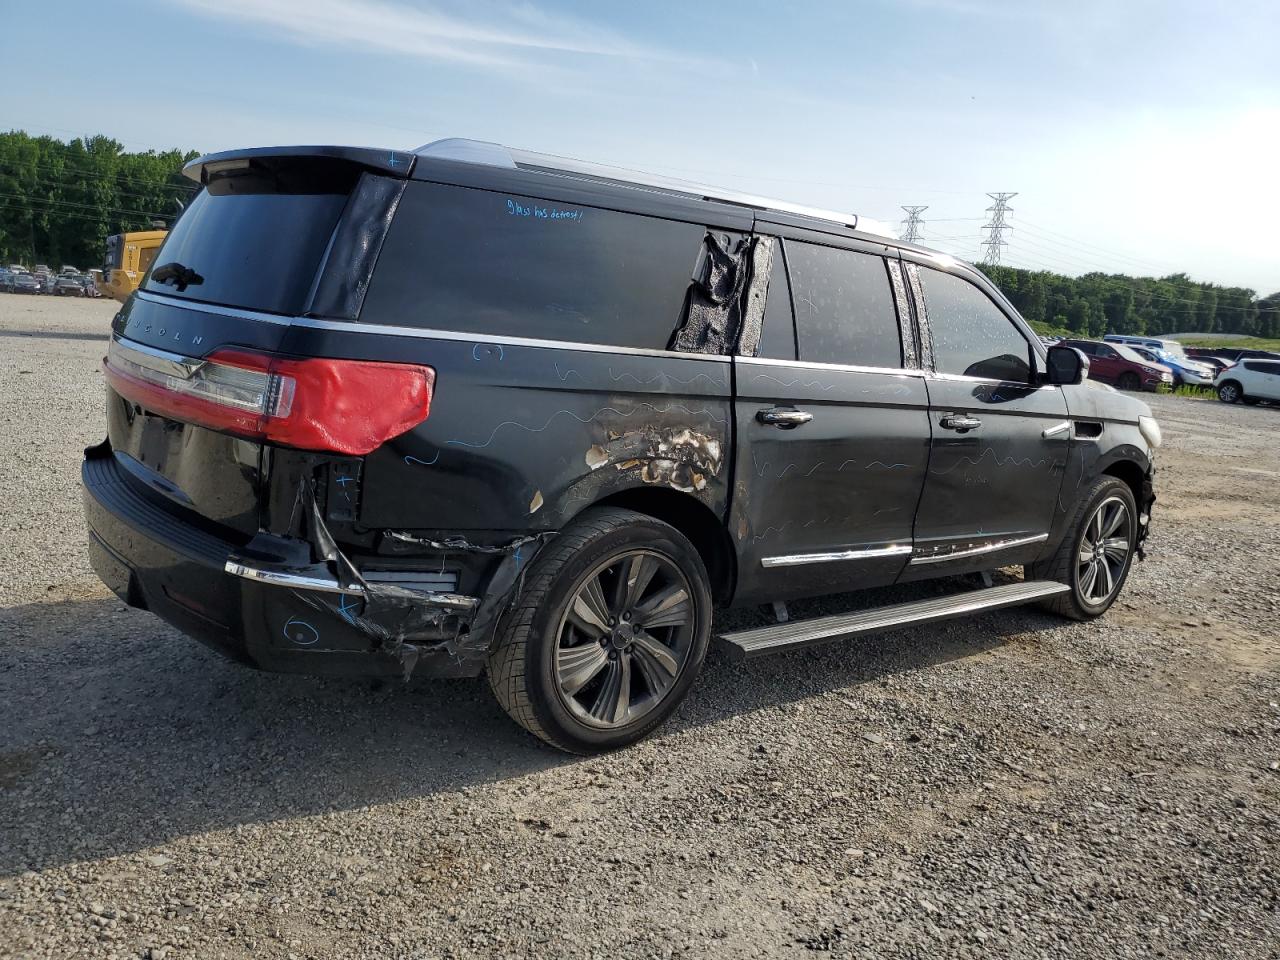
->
[{"left": 716, "top": 580, "right": 1068, "bottom": 661}]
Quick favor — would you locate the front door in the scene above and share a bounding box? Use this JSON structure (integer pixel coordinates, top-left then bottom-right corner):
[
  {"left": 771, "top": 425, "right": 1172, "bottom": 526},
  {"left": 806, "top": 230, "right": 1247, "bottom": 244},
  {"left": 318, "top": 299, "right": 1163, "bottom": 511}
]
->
[
  {"left": 729, "top": 232, "right": 931, "bottom": 605},
  {"left": 901, "top": 259, "right": 1070, "bottom": 580}
]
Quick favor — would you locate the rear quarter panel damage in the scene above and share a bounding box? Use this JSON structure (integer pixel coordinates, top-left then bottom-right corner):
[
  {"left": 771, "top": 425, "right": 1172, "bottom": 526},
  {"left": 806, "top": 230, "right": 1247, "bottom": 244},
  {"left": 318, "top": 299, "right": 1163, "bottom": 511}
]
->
[{"left": 326, "top": 334, "right": 735, "bottom": 532}]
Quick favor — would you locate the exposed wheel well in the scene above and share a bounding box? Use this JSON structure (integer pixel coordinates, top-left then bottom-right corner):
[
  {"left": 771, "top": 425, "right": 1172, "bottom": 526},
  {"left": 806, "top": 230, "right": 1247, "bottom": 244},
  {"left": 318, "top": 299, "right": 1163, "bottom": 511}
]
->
[
  {"left": 1102, "top": 459, "right": 1145, "bottom": 508},
  {"left": 592, "top": 488, "right": 736, "bottom": 604}
]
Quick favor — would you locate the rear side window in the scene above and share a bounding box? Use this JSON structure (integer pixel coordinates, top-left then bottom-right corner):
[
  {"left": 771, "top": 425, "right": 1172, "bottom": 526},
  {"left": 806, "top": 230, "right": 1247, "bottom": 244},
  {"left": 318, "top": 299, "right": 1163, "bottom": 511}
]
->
[
  {"left": 362, "top": 182, "right": 704, "bottom": 349},
  {"left": 142, "top": 158, "right": 359, "bottom": 315},
  {"left": 786, "top": 241, "right": 902, "bottom": 368},
  {"left": 919, "top": 268, "right": 1032, "bottom": 382}
]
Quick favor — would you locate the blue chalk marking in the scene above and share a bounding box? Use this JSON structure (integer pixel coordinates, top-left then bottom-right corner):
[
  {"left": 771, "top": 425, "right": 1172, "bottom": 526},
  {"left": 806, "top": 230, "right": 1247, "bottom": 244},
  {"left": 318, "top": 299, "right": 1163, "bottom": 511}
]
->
[
  {"left": 472, "top": 343, "right": 505, "bottom": 362},
  {"left": 405, "top": 451, "right": 440, "bottom": 466},
  {"left": 512, "top": 545, "right": 523, "bottom": 572},
  {"left": 282, "top": 617, "right": 320, "bottom": 646},
  {"left": 337, "top": 593, "right": 362, "bottom": 626},
  {"left": 336, "top": 475, "right": 356, "bottom": 486},
  {"left": 506, "top": 197, "right": 583, "bottom": 221},
  {"left": 387, "top": 152, "right": 404, "bottom": 167}
]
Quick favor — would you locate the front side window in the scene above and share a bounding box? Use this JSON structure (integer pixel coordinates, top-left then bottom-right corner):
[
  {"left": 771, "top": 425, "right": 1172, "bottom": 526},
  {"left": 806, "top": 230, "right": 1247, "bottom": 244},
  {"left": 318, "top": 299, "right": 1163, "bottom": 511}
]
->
[
  {"left": 786, "top": 240, "right": 902, "bottom": 368},
  {"left": 362, "top": 182, "right": 705, "bottom": 349},
  {"left": 919, "top": 268, "right": 1032, "bottom": 382}
]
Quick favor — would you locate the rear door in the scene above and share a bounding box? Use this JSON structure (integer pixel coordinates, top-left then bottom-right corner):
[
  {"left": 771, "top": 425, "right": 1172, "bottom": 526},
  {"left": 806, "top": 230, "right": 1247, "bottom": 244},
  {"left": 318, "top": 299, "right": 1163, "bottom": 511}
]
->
[
  {"left": 901, "top": 258, "right": 1069, "bottom": 578},
  {"left": 729, "top": 229, "right": 930, "bottom": 605}
]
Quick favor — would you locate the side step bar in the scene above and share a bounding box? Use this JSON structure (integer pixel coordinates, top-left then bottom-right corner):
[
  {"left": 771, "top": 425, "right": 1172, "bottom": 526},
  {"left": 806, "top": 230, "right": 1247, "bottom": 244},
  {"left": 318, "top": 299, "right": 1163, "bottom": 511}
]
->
[{"left": 716, "top": 580, "right": 1069, "bottom": 661}]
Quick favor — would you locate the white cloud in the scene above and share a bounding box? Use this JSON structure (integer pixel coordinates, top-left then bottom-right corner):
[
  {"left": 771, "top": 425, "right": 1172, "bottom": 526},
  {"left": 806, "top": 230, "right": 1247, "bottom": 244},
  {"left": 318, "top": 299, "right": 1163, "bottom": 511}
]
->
[{"left": 173, "top": 0, "right": 684, "bottom": 69}]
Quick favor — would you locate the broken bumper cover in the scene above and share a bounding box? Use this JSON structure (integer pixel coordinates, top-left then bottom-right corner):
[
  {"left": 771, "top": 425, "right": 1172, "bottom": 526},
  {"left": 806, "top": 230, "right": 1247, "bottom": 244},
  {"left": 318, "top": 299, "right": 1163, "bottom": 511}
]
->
[
  {"left": 1135, "top": 465, "right": 1156, "bottom": 560},
  {"left": 81, "top": 448, "right": 487, "bottom": 678}
]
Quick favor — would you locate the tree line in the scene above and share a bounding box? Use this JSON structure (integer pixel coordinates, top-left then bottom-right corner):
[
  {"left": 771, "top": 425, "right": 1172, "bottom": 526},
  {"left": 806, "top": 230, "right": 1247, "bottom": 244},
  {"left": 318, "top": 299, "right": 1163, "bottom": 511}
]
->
[
  {"left": 0, "top": 130, "right": 198, "bottom": 269},
  {"left": 978, "top": 263, "right": 1280, "bottom": 341}
]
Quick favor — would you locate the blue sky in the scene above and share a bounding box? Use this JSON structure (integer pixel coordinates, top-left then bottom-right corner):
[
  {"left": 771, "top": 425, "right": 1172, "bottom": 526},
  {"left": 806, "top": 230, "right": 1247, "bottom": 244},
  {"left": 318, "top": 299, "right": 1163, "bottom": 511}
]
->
[{"left": 3, "top": 0, "right": 1277, "bottom": 292}]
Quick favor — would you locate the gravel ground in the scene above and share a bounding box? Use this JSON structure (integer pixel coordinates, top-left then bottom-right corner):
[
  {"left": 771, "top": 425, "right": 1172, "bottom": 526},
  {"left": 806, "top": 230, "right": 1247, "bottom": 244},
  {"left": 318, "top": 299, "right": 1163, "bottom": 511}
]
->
[{"left": 1, "top": 294, "right": 1277, "bottom": 959}]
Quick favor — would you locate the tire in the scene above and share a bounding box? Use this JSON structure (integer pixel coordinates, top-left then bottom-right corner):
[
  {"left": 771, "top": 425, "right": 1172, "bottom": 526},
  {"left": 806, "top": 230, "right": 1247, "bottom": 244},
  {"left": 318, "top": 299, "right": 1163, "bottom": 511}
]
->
[
  {"left": 1217, "top": 381, "right": 1243, "bottom": 404},
  {"left": 1116, "top": 372, "right": 1141, "bottom": 392},
  {"left": 1028, "top": 476, "right": 1138, "bottom": 621},
  {"left": 487, "top": 507, "right": 713, "bottom": 754}
]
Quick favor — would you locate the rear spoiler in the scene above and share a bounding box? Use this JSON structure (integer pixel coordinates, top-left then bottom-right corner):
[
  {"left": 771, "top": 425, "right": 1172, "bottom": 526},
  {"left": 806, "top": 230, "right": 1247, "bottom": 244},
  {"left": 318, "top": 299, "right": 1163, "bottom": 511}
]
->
[{"left": 182, "top": 146, "right": 416, "bottom": 184}]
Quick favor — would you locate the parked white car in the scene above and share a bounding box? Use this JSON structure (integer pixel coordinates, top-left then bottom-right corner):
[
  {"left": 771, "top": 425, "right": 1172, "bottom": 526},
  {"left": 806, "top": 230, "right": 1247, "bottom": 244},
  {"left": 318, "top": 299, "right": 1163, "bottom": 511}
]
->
[{"left": 1215, "top": 359, "right": 1280, "bottom": 405}]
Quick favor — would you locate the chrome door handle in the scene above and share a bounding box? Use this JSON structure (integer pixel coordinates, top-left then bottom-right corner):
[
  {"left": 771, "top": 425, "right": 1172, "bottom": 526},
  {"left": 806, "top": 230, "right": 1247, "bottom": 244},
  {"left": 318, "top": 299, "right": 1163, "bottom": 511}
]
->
[
  {"left": 940, "top": 414, "right": 982, "bottom": 433},
  {"left": 757, "top": 407, "right": 813, "bottom": 428}
]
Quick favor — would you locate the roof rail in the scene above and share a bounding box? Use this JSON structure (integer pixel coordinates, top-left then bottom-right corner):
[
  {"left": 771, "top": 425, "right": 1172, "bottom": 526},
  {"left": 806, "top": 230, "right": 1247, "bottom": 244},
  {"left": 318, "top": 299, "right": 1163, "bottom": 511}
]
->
[{"left": 413, "top": 137, "right": 889, "bottom": 235}]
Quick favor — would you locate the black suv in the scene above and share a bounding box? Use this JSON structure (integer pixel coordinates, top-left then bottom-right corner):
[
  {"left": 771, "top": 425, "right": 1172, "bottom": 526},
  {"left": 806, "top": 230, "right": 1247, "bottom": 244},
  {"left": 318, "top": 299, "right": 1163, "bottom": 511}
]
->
[{"left": 82, "top": 139, "right": 1159, "bottom": 753}]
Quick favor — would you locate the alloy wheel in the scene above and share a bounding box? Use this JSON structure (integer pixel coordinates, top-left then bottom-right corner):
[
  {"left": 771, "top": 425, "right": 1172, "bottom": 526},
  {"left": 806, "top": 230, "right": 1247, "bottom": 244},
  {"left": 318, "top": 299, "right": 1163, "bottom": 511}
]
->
[
  {"left": 1076, "top": 496, "right": 1132, "bottom": 605},
  {"left": 1219, "top": 383, "right": 1240, "bottom": 403},
  {"left": 554, "top": 549, "right": 696, "bottom": 729}
]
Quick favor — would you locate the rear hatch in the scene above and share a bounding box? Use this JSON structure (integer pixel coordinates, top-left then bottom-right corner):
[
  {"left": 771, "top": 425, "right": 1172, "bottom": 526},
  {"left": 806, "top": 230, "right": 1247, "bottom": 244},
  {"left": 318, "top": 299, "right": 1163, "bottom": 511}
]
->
[{"left": 104, "top": 148, "right": 411, "bottom": 537}]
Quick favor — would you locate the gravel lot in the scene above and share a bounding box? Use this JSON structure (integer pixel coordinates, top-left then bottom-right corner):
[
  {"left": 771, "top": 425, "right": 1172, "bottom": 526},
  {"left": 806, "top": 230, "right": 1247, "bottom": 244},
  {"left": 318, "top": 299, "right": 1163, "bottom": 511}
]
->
[{"left": 1, "top": 295, "right": 1277, "bottom": 959}]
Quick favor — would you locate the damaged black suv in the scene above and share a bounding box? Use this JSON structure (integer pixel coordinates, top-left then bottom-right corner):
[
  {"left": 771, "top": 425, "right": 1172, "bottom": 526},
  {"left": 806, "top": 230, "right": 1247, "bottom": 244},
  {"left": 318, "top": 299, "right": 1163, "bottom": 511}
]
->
[{"left": 82, "top": 138, "right": 1158, "bottom": 753}]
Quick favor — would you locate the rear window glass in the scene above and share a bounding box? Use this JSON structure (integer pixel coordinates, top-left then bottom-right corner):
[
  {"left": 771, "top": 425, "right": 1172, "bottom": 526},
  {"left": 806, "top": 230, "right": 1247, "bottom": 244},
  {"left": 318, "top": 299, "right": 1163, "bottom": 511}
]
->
[
  {"left": 141, "top": 160, "right": 356, "bottom": 315},
  {"left": 786, "top": 241, "right": 902, "bottom": 368},
  {"left": 361, "top": 182, "right": 704, "bottom": 349}
]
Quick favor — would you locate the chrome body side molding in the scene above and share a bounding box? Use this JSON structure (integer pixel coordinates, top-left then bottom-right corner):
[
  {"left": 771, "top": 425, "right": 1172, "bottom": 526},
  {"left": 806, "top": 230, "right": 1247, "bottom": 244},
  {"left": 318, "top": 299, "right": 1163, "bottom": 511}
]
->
[
  {"left": 908, "top": 533, "right": 1049, "bottom": 566},
  {"left": 760, "top": 544, "right": 913, "bottom": 569}
]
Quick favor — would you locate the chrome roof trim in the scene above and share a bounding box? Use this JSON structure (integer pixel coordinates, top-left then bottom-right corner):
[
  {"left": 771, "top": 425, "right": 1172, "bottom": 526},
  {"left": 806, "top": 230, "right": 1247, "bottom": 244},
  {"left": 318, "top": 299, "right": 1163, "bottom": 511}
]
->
[{"left": 412, "top": 137, "right": 887, "bottom": 235}]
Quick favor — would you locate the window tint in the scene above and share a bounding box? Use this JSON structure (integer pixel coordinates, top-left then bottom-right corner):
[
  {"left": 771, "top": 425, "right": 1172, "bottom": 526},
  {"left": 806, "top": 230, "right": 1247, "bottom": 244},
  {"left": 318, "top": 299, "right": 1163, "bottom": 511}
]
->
[
  {"left": 142, "top": 177, "right": 352, "bottom": 315},
  {"left": 919, "top": 268, "right": 1032, "bottom": 381},
  {"left": 1067, "top": 341, "right": 1096, "bottom": 355},
  {"left": 362, "top": 182, "right": 704, "bottom": 349},
  {"left": 757, "top": 244, "right": 795, "bottom": 360},
  {"left": 1244, "top": 361, "right": 1280, "bottom": 374},
  {"left": 786, "top": 241, "right": 901, "bottom": 368}
]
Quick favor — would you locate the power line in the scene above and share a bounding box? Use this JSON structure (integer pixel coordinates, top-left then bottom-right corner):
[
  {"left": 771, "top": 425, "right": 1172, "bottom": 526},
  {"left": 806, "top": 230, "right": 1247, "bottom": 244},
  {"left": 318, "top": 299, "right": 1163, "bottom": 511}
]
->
[
  {"left": 1014, "top": 218, "right": 1181, "bottom": 273},
  {"left": 0, "top": 192, "right": 174, "bottom": 221},
  {"left": 899, "top": 205, "right": 927, "bottom": 243},
  {"left": 0, "top": 157, "right": 198, "bottom": 194},
  {"left": 997, "top": 255, "right": 1260, "bottom": 313},
  {"left": 3, "top": 170, "right": 191, "bottom": 208},
  {"left": 981, "top": 192, "right": 1017, "bottom": 267}
]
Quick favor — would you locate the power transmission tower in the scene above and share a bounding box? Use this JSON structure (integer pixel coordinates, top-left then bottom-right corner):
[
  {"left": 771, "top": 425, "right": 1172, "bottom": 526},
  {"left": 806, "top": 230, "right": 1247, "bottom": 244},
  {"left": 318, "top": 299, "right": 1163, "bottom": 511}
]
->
[
  {"left": 900, "top": 205, "right": 928, "bottom": 243},
  {"left": 981, "top": 192, "right": 1017, "bottom": 265}
]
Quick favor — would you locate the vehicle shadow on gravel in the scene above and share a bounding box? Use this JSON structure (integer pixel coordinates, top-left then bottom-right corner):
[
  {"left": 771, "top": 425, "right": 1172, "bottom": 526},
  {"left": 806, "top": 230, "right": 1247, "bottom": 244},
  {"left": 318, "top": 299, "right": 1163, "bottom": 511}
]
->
[{"left": 0, "top": 587, "right": 1062, "bottom": 875}]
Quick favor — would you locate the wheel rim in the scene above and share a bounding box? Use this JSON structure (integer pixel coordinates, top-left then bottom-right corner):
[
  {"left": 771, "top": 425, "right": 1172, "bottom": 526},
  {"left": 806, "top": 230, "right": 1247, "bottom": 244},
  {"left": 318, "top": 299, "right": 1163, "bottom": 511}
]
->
[
  {"left": 553, "top": 548, "right": 696, "bottom": 729},
  {"left": 1220, "top": 385, "right": 1239, "bottom": 403},
  {"left": 1076, "top": 496, "right": 1132, "bottom": 606}
]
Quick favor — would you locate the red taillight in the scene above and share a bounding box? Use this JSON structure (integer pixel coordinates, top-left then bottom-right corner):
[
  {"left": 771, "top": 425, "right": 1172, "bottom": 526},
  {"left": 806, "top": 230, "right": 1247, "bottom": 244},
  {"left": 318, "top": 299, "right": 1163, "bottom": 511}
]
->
[{"left": 103, "top": 342, "right": 434, "bottom": 455}]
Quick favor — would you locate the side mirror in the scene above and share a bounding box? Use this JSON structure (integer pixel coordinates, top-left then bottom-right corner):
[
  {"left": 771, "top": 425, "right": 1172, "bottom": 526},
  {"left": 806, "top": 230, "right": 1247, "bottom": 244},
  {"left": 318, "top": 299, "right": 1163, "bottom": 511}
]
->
[{"left": 1046, "top": 345, "right": 1088, "bottom": 385}]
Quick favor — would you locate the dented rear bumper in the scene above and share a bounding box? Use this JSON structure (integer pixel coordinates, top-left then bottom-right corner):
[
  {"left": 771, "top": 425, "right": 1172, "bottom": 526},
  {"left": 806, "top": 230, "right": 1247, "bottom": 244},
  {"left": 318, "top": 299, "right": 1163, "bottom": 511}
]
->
[{"left": 80, "top": 442, "right": 527, "bottom": 678}]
